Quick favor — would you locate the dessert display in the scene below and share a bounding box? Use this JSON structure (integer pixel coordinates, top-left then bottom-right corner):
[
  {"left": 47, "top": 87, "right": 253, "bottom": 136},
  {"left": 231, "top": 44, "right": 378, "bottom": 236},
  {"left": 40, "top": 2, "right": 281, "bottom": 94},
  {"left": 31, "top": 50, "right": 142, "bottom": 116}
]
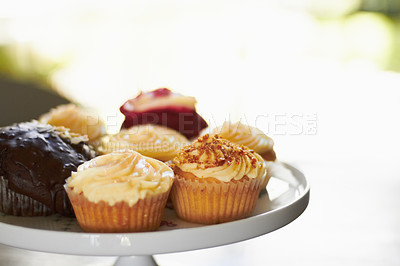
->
[
  {"left": 170, "top": 134, "right": 267, "bottom": 224},
  {"left": 40, "top": 104, "right": 106, "bottom": 144},
  {"left": 212, "top": 121, "right": 276, "bottom": 161},
  {"left": 0, "top": 121, "right": 96, "bottom": 216},
  {"left": 120, "top": 88, "right": 208, "bottom": 139},
  {"left": 65, "top": 150, "right": 174, "bottom": 232},
  {"left": 98, "top": 124, "right": 190, "bottom": 162},
  {"left": 0, "top": 87, "right": 283, "bottom": 232}
]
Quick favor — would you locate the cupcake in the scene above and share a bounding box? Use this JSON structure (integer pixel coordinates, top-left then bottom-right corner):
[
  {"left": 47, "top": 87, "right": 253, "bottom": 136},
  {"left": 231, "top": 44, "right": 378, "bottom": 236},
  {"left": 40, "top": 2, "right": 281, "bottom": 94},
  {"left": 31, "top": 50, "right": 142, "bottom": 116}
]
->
[
  {"left": 171, "top": 134, "right": 266, "bottom": 224},
  {"left": 212, "top": 122, "right": 276, "bottom": 190},
  {"left": 65, "top": 150, "right": 174, "bottom": 232},
  {"left": 120, "top": 88, "right": 208, "bottom": 139},
  {"left": 0, "top": 121, "right": 96, "bottom": 216},
  {"left": 212, "top": 121, "right": 276, "bottom": 161},
  {"left": 98, "top": 124, "right": 190, "bottom": 162},
  {"left": 40, "top": 104, "right": 106, "bottom": 144}
]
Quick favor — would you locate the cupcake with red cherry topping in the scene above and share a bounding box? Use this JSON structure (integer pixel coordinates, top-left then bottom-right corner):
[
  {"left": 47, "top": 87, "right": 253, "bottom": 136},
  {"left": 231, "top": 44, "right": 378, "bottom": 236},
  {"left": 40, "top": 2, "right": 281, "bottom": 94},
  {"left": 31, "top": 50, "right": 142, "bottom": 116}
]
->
[{"left": 120, "top": 88, "right": 208, "bottom": 139}]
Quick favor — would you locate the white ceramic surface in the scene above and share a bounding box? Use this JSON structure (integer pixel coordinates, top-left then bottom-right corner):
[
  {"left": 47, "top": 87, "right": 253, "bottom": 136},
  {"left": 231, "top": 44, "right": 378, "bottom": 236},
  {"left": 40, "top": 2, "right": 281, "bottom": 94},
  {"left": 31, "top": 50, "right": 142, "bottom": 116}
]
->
[{"left": 0, "top": 162, "right": 309, "bottom": 256}]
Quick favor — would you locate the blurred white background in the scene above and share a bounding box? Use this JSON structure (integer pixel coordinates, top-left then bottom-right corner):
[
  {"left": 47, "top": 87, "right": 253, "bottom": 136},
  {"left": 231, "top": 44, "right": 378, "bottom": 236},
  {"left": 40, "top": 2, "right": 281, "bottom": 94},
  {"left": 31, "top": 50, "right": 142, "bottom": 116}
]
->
[{"left": 1, "top": 0, "right": 400, "bottom": 163}]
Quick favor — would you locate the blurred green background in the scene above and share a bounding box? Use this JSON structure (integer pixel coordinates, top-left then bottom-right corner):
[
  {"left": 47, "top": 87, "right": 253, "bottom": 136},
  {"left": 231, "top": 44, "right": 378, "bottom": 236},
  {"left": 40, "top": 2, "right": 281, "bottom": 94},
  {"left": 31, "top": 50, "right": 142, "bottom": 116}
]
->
[{"left": 1, "top": 0, "right": 400, "bottom": 89}]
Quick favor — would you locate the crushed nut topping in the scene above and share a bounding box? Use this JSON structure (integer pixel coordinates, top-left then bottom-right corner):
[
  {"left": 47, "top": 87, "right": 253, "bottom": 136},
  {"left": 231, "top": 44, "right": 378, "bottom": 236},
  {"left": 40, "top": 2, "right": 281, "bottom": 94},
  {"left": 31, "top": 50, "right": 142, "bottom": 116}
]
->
[{"left": 175, "top": 134, "right": 261, "bottom": 169}]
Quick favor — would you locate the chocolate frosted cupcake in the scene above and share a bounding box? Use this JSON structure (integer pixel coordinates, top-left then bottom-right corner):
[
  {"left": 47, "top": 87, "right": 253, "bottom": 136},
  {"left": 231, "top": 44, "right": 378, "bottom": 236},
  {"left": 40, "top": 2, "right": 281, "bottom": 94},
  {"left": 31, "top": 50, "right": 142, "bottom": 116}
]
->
[
  {"left": 0, "top": 121, "right": 96, "bottom": 216},
  {"left": 98, "top": 124, "right": 190, "bottom": 162},
  {"left": 171, "top": 134, "right": 266, "bottom": 224}
]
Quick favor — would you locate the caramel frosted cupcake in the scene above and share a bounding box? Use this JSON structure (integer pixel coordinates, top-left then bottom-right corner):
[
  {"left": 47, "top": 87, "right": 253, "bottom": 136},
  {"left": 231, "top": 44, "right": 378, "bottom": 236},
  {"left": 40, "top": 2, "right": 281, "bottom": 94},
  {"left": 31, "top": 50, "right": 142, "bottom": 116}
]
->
[
  {"left": 40, "top": 104, "right": 106, "bottom": 144},
  {"left": 171, "top": 134, "right": 266, "bottom": 224},
  {"left": 65, "top": 150, "right": 174, "bottom": 232},
  {"left": 212, "top": 122, "right": 276, "bottom": 161},
  {"left": 98, "top": 124, "right": 190, "bottom": 162}
]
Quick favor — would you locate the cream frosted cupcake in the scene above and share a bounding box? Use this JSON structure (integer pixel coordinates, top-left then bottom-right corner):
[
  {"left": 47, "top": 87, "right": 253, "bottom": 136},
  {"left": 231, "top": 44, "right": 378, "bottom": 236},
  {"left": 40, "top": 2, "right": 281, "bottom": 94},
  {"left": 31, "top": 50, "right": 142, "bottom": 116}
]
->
[
  {"left": 40, "top": 104, "right": 106, "bottom": 144},
  {"left": 212, "top": 122, "right": 276, "bottom": 190},
  {"left": 65, "top": 150, "right": 174, "bottom": 232},
  {"left": 212, "top": 122, "right": 276, "bottom": 161},
  {"left": 171, "top": 134, "right": 266, "bottom": 224},
  {"left": 98, "top": 124, "right": 190, "bottom": 162}
]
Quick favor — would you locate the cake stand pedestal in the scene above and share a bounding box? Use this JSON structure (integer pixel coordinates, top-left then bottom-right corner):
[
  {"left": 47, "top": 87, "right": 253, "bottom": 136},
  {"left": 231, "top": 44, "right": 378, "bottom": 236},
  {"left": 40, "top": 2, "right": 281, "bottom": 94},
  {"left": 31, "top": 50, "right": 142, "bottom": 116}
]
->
[{"left": 114, "top": 255, "right": 157, "bottom": 266}]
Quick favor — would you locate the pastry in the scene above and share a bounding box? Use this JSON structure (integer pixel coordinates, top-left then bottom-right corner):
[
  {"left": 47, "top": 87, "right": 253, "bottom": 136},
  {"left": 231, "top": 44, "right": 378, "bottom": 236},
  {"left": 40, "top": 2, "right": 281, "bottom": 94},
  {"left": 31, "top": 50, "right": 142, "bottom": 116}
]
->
[
  {"left": 65, "top": 150, "right": 174, "bottom": 232},
  {"left": 212, "top": 121, "right": 276, "bottom": 161},
  {"left": 212, "top": 122, "right": 276, "bottom": 190},
  {"left": 120, "top": 88, "right": 208, "bottom": 139},
  {"left": 171, "top": 134, "right": 266, "bottom": 224},
  {"left": 40, "top": 104, "right": 106, "bottom": 144},
  {"left": 0, "top": 121, "right": 96, "bottom": 216},
  {"left": 98, "top": 124, "right": 190, "bottom": 162}
]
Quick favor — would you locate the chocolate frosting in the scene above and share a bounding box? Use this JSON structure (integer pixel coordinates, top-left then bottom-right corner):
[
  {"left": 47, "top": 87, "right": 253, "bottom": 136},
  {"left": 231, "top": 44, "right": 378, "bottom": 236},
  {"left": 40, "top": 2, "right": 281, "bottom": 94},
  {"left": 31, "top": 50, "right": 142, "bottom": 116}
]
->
[{"left": 0, "top": 121, "right": 96, "bottom": 216}]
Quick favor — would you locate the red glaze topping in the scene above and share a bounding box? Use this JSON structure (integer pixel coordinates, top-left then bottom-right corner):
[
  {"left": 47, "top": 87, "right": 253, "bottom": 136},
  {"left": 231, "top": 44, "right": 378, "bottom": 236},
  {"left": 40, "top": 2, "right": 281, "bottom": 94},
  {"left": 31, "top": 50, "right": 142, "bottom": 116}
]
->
[
  {"left": 120, "top": 88, "right": 208, "bottom": 139},
  {"left": 150, "top": 88, "right": 172, "bottom": 97}
]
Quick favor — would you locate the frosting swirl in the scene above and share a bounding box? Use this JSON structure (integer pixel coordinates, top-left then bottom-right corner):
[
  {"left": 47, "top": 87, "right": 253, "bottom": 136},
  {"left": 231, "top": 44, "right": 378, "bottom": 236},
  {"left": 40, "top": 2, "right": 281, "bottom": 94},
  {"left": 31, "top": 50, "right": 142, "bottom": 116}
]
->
[
  {"left": 40, "top": 104, "right": 106, "bottom": 142},
  {"left": 99, "top": 124, "right": 190, "bottom": 161},
  {"left": 173, "top": 134, "right": 266, "bottom": 182},
  {"left": 67, "top": 150, "right": 174, "bottom": 206},
  {"left": 212, "top": 122, "right": 274, "bottom": 155}
]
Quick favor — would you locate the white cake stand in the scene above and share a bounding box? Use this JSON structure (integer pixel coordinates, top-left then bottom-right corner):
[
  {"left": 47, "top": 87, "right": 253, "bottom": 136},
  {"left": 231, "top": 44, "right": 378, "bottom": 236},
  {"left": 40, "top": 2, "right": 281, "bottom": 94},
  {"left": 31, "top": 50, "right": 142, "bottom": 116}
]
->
[{"left": 0, "top": 162, "right": 309, "bottom": 266}]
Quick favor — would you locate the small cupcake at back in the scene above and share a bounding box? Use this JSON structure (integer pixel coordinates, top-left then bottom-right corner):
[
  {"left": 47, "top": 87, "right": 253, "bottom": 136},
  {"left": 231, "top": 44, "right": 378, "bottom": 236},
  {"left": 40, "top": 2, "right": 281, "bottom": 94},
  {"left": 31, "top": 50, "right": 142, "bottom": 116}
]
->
[
  {"left": 65, "top": 150, "right": 174, "bottom": 232},
  {"left": 98, "top": 124, "right": 190, "bottom": 162},
  {"left": 120, "top": 88, "right": 208, "bottom": 139},
  {"left": 212, "top": 122, "right": 276, "bottom": 190},
  {"left": 212, "top": 121, "right": 276, "bottom": 161},
  {"left": 171, "top": 134, "right": 266, "bottom": 224},
  {"left": 40, "top": 104, "right": 106, "bottom": 145}
]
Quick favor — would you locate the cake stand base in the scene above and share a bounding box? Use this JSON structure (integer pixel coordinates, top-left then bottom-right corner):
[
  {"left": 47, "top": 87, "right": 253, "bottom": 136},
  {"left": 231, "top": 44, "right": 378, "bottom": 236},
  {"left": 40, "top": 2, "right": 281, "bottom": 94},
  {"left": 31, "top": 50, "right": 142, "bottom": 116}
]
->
[{"left": 114, "top": 255, "right": 157, "bottom": 266}]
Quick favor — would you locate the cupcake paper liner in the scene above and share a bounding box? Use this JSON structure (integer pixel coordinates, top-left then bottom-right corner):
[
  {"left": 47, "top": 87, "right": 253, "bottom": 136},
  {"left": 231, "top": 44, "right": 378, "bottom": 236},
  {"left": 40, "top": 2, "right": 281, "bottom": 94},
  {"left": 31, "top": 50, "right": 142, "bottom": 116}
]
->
[
  {"left": 0, "top": 176, "right": 52, "bottom": 216},
  {"left": 66, "top": 187, "right": 171, "bottom": 232},
  {"left": 170, "top": 173, "right": 266, "bottom": 224}
]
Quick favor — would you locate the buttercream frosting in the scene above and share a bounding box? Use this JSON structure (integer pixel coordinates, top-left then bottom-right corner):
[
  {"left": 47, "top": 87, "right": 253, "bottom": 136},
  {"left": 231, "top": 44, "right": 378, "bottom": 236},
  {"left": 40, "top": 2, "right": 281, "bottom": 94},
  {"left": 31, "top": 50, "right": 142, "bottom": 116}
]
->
[
  {"left": 40, "top": 104, "right": 105, "bottom": 141},
  {"left": 67, "top": 150, "right": 174, "bottom": 206},
  {"left": 173, "top": 134, "right": 266, "bottom": 182},
  {"left": 99, "top": 124, "right": 190, "bottom": 161},
  {"left": 212, "top": 122, "right": 274, "bottom": 155}
]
